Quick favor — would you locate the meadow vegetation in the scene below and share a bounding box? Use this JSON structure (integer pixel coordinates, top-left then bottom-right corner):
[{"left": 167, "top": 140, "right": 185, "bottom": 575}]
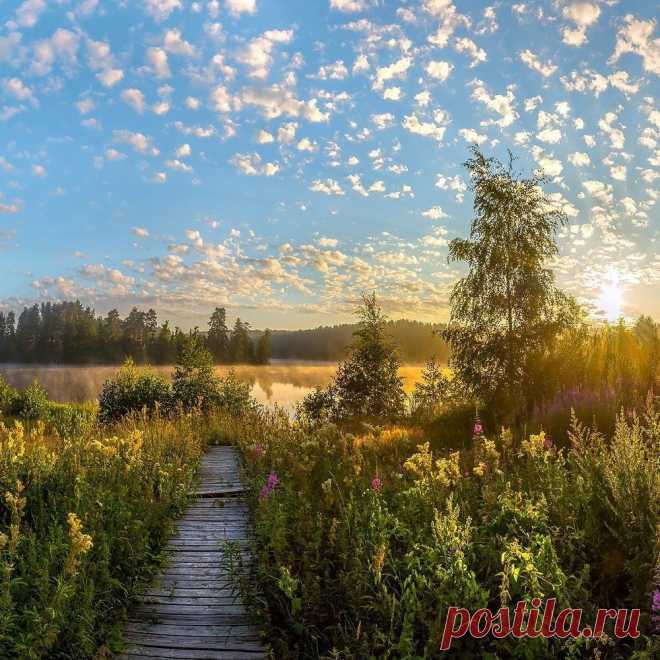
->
[{"left": 0, "top": 148, "right": 658, "bottom": 658}]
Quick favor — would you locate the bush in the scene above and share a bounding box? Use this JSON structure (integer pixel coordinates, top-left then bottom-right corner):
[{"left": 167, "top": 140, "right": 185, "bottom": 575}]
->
[
  {"left": 0, "top": 377, "right": 17, "bottom": 415},
  {"left": 98, "top": 360, "right": 172, "bottom": 423},
  {"left": 11, "top": 380, "right": 49, "bottom": 421},
  {"left": 215, "top": 370, "right": 257, "bottom": 416},
  {"left": 172, "top": 334, "right": 218, "bottom": 411}
]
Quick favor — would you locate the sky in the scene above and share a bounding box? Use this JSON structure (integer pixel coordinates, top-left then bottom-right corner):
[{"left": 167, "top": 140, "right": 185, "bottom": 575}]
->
[{"left": 0, "top": 0, "right": 658, "bottom": 330}]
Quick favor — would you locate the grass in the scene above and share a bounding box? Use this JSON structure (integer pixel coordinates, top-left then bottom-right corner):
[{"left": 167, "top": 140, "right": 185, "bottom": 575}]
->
[
  {"left": 0, "top": 411, "right": 206, "bottom": 658},
  {"left": 227, "top": 401, "right": 659, "bottom": 659}
]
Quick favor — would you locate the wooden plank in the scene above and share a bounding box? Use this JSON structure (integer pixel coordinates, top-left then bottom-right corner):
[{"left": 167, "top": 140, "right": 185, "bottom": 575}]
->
[
  {"left": 121, "top": 646, "right": 265, "bottom": 659},
  {"left": 118, "top": 446, "right": 266, "bottom": 658}
]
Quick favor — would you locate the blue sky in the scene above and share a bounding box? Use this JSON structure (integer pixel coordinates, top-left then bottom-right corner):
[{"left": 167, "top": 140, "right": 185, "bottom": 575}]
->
[{"left": 0, "top": 0, "right": 658, "bottom": 329}]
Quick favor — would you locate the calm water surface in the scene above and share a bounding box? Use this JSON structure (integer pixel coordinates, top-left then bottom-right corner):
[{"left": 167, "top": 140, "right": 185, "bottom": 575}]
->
[{"left": 0, "top": 361, "right": 426, "bottom": 413}]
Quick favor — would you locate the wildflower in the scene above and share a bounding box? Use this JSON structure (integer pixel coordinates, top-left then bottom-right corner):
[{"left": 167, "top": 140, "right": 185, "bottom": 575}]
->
[
  {"left": 253, "top": 443, "right": 263, "bottom": 457},
  {"left": 267, "top": 472, "right": 279, "bottom": 489},
  {"left": 65, "top": 512, "right": 93, "bottom": 576},
  {"left": 543, "top": 435, "right": 553, "bottom": 450},
  {"left": 259, "top": 485, "right": 271, "bottom": 499},
  {"left": 473, "top": 422, "right": 483, "bottom": 435},
  {"left": 371, "top": 477, "right": 382, "bottom": 493},
  {"left": 372, "top": 543, "right": 386, "bottom": 583},
  {"left": 321, "top": 479, "right": 332, "bottom": 495}
]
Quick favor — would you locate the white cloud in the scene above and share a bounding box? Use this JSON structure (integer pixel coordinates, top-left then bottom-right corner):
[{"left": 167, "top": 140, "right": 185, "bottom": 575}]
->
[
  {"left": 144, "top": 0, "right": 182, "bottom": 23},
  {"left": 568, "top": 151, "right": 591, "bottom": 167},
  {"left": 231, "top": 153, "right": 279, "bottom": 176},
  {"left": 609, "top": 15, "right": 660, "bottom": 75},
  {"left": 402, "top": 114, "right": 447, "bottom": 142},
  {"left": 226, "top": 0, "right": 257, "bottom": 16},
  {"left": 560, "top": 69, "right": 608, "bottom": 96},
  {"left": 371, "top": 112, "right": 394, "bottom": 130},
  {"left": 373, "top": 57, "right": 412, "bottom": 90},
  {"left": 121, "top": 88, "right": 145, "bottom": 113},
  {"left": 237, "top": 30, "right": 294, "bottom": 79},
  {"left": 256, "top": 129, "right": 274, "bottom": 144},
  {"left": 422, "top": 206, "right": 448, "bottom": 220},
  {"left": 352, "top": 53, "right": 369, "bottom": 74},
  {"left": 598, "top": 111, "right": 625, "bottom": 150},
  {"left": 13, "top": 0, "right": 47, "bottom": 29},
  {"left": 242, "top": 85, "right": 329, "bottom": 122},
  {"left": 32, "top": 164, "right": 46, "bottom": 177},
  {"left": 519, "top": 49, "right": 557, "bottom": 77},
  {"left": 176, "top": 143, "right": 191, "bottom": 158},
  {"left": 469, "top": 79, "right": 518, "bottom": 128},
  {"left": 113, "top": 129, "right": 154, "bottom": 154},
  {"left": 145, "top": 47, "right": 170, "bottom": 79},
  {"left": 297, "top": 137, "right": 317, "bottom": 152},
  {"left": 610, "top": 164, "right": 627, "bottom": 181},
  {"left": 132, "top": 227, "right": 150, "bottom": 238},
  {"left": 76, "top": 97, "right": 94, "bottom": 114},
  {"left": 316, "top": 61, "right": 348, "bottom": 80},
  {"left": 311, "top": 178, "right": 345, "bottom": 195},
  {"left": 561, "top": 2, "right": 601, "bottom": 47},
  {"left": 454, "top": 38, "right": 487, "bottom": 67},
  {"left": 3, "top": 77, "right": 33, "bottom": 101},
  {"left": 426, "top": 60, "right": 453, "bottom": 81},
  {"left": 186, "top": 96, "right": 200, "bottom": 110},
  {"left": 383, "top": 87, "right": 403, "bottom": 101},
  {"left": 165, "top": 159, "right": 193, "bottom": 173},
  {"left": 32, "top": 29, "right": 80, "bottom": 77},
  {"left": 458, "top": 127, "right": 487, "bottom": 144},
  {"left": 163, "top": 29, "right": 196, "bottom": 56},
  {"left": 330, "top": 0, "right": 371, "bottom": 12}
]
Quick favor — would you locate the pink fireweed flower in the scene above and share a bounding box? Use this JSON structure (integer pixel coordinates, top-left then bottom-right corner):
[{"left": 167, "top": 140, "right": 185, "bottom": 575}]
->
[
  {"left": 259, "top": 485, "right": 271, "bottom": 499},
  {"left": 473, "top": 422, "right": 483, "bottom": 435},
  {"left": 543, "top": 436, "right": 553, "bottom": 450},
  {"left": 267, "top": 472, "right": 279, "bottom": 490},
  {"left": 371, "top": 477, "right": 382, "bottom": 493}
]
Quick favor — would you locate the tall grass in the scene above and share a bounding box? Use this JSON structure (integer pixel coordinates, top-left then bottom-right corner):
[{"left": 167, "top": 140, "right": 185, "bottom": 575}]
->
[
  {"left": 228, "top": 401, "right": 659, "bottom": 658},
  {"left": 0, "top": 412, "right": 205, "bottom": 658}
]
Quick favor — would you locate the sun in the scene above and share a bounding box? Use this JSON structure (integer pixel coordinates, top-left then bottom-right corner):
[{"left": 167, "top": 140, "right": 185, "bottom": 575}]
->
[{"left": 597, "top": 269, "right": 625, "bottom": 322}]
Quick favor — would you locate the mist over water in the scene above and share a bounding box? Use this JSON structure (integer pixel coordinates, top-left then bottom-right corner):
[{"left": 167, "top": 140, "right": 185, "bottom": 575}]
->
[{"left": 0, "top": 361, "right": 426, "bottom": 413}]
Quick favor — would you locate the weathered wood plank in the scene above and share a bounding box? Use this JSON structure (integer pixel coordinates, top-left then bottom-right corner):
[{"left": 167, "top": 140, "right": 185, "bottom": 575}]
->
[{"left": 118, "top": 446, "right": 266, "bottom": 657}]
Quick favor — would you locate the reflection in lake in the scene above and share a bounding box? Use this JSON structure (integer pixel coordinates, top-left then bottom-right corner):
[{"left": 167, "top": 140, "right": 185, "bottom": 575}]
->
[{"left": 0, "top": 361, "right": 427, "bottom": 413}]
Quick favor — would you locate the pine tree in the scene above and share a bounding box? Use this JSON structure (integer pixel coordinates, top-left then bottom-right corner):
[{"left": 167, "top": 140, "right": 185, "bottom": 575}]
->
[{"left": 207, "top": 307, "right": 229, "bottom": 363}]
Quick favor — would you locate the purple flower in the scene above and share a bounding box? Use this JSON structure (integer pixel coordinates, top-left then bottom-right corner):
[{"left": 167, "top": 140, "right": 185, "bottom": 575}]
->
[
  {"left": 267, "top": 472, "right": 279, "bottom": 490},
  {"left": 473, "top": 422, "right": 483, "bottom": 435},
  {"left": 371, "top": 477, "right": 382, "bottom": 493},
  {"left": 543, "top": 436, "right": 553, "bottom": 450},
  {"left": 259, "top": 485, "right": 271, "bottom": 499}
]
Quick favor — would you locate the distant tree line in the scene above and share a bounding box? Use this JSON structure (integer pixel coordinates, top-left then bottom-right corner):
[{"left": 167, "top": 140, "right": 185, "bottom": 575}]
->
[
  {"left": 0, "top": 302, "right": 272, "bottom": 365},
  {"left": 267, "top": 319, "right": 449, "bottom": 363}
]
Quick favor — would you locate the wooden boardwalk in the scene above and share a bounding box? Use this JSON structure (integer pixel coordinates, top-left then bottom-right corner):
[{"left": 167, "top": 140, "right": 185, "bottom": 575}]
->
[{"left": 119, "top": 446, "right": 267, "bottom": 659}]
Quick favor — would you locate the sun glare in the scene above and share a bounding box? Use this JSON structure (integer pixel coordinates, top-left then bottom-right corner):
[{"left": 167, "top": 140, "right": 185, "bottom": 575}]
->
[{"left": 597, "top": 269, "right": 625, "bottom": 322}]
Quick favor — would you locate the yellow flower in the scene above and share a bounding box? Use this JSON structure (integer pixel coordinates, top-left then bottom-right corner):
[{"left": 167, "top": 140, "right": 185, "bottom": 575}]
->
[
  {"left": 65, "top": 512, "right": 93, "bottom": 576},
  {"left": 372, "top": 543, "right": 386, "bottom": 583}
]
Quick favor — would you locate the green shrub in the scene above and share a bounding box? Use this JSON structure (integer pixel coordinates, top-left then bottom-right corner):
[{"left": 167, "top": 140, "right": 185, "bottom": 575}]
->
[
  {"left": 0, "top": 377, "right": 17, "bottom": 415},
  {"left": 98, "top": 360, "right": 172, "bottom": 423},
  {"left": 171, "top": 334, "right": 218, "bottom": 411},
  {"left": 11, "top": 381, "right": 49, "bottom": 421}
]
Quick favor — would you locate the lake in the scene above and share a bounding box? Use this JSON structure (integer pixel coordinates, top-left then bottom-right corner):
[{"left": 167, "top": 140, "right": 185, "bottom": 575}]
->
[{"left": 0, "top": 361, "right": 426, "bottom": 413}]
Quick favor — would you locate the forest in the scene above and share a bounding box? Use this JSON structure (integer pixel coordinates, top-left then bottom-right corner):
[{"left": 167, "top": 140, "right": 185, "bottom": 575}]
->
[
  {"left": 0, "top": 303, "right": 272, "bottom": 365},
  {"left": 0, "top": 301, "right": 449, "bottom": 365}
]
